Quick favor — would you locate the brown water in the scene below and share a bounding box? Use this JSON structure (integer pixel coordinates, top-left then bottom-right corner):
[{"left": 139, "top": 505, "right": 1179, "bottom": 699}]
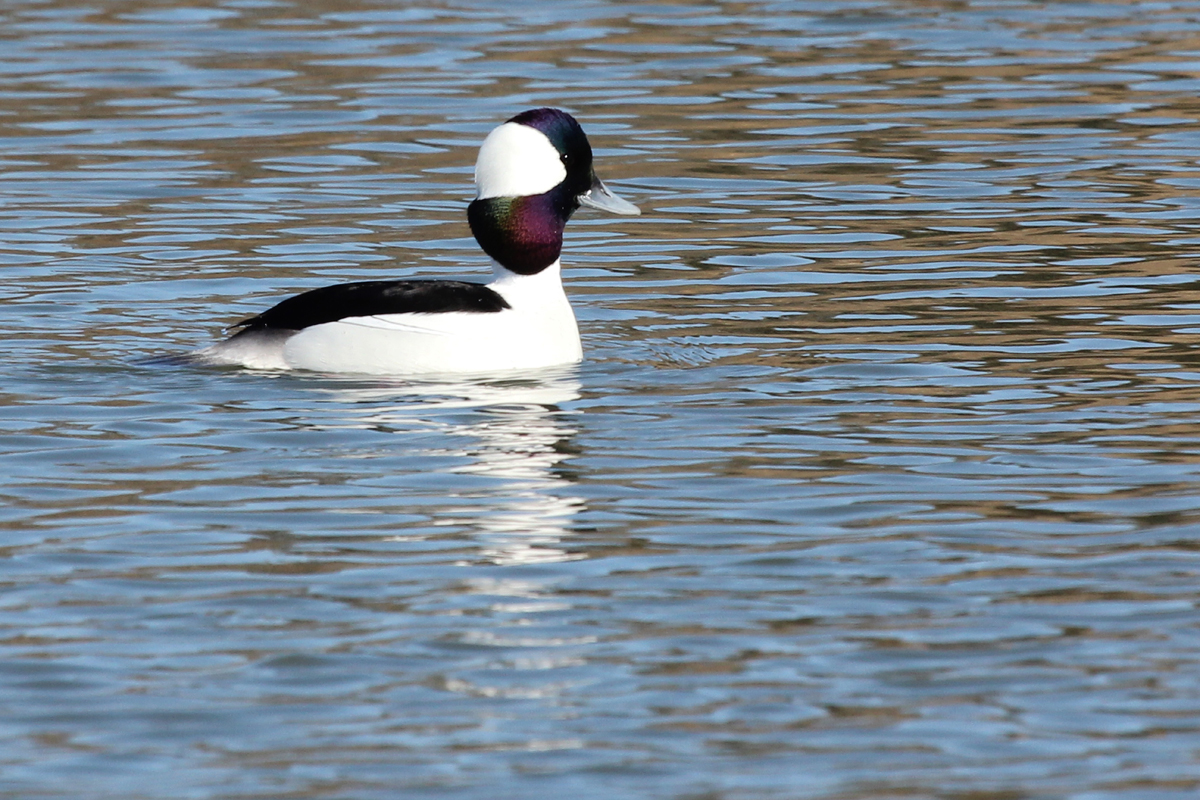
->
[{"left": 4, "top": 1, "right": 1200, "bottom": 798}]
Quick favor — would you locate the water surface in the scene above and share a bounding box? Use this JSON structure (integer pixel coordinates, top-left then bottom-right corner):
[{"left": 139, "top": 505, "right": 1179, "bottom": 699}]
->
[{"left": 4, "top": 2, "right": 1200, "bottom": 798}]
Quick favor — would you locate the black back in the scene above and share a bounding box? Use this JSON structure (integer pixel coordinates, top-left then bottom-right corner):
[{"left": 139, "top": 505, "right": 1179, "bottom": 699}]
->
[{"left": 233, "top": 279, "right": 510, "bottom": 332}]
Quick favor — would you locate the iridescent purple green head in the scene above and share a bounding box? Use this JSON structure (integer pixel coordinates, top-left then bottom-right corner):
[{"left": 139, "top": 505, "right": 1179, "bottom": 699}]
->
[{"left": 467, "top": 108, "right": 639, "bottom": 275}]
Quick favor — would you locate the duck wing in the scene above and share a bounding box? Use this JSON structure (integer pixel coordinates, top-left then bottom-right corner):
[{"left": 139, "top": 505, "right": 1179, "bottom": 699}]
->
[{"left": 234, "top": 280, "right": 510, "bottom": 332}]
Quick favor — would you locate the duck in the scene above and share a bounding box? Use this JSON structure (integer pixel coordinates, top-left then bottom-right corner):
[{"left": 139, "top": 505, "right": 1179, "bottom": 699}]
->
[{"left": 198, "top": 108, "right": 639, "bottom": 375}]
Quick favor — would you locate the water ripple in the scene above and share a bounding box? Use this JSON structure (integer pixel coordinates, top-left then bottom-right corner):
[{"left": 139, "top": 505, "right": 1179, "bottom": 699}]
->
[{"left": 5, "top": 1, "right": 1200, "bottom": 799}]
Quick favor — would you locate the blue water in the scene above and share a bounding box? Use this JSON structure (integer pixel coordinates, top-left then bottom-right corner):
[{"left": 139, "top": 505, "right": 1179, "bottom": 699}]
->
[{"left": 4, "top": 2, "right": 1200, "bottom": 798}]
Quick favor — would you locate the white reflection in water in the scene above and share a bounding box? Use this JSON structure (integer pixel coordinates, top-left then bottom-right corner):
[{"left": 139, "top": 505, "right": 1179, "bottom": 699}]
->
[{"left": 317, "top": 369, "right": 585, "bottom": 566}]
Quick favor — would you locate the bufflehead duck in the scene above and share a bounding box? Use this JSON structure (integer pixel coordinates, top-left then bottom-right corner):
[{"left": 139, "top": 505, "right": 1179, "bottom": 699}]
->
[{"left": 199, "top": 108, "right": 639, "bottom": 374}]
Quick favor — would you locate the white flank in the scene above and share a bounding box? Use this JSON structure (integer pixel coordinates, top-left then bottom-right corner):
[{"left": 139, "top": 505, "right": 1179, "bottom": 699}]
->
[
  {"left": 200, "top": 261, "right": 582, "bottom": 376},
  {"left": 198, "top": 329, "right": 291, "bottom": 370},
  {"left": 474, "top": 122, "right": 566, "bottom": 200}
]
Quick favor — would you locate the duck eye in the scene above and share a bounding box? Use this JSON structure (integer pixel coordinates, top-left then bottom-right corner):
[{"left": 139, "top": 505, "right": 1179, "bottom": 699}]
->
[{"left": 560, "top": 153, "right": 570, "bottom": 163}]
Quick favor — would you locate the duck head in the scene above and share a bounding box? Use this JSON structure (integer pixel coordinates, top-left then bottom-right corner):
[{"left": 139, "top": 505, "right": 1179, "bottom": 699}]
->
[{"left": 468, "top": 108, "right": 639, "bottom": 276}]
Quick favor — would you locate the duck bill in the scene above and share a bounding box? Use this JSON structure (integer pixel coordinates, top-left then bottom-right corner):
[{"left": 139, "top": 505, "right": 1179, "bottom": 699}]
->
[{"left": 578, "top": 176, "right": 640, "bottom": 216}]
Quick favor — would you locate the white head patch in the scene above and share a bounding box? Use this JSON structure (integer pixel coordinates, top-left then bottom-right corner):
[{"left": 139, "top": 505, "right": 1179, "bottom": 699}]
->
[{"left": 474, "top": 122, "right": 567, "bottom": 200}]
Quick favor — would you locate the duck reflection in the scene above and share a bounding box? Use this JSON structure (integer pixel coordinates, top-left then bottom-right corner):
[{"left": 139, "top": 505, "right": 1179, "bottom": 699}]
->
[{"left": 314, "top": 368, "right": 585, "bottom": 566}]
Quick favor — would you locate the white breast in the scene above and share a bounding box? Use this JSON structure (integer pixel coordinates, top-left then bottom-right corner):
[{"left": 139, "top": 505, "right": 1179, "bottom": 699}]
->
[{"left": 227, "top": 262, "right": 582, "bottom": 376}]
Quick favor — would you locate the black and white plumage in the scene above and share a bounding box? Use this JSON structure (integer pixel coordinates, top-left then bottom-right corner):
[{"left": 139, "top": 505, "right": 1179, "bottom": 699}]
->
[{"left": 199, "top": 108, "right": 639, "bottom": 374}]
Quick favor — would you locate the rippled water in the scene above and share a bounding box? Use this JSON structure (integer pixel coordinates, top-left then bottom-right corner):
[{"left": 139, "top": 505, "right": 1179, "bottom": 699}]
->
[{"left": 5, "top": 1, "right": 1200, "bottom": 798}]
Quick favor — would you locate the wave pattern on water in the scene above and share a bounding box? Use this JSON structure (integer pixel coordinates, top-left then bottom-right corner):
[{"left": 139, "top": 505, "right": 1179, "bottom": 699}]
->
[{"left": 4, "top": 2, "right": 1200, "bottom": 799}]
